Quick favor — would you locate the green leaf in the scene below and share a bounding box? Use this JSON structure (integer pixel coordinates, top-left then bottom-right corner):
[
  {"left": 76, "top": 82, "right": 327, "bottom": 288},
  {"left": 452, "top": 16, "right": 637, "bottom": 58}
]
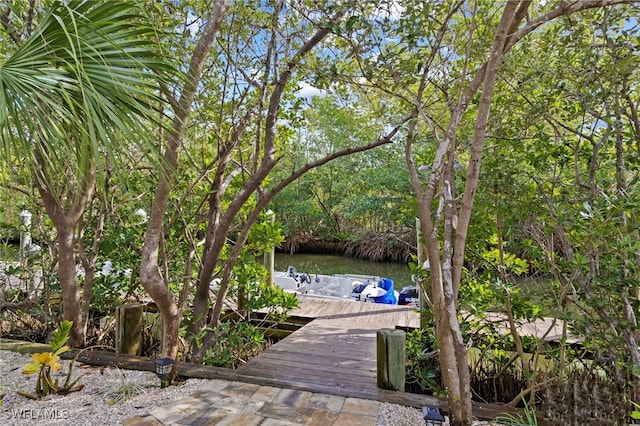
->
[{"left": 49, "top": 321, "right": 72, "bottom": 352}]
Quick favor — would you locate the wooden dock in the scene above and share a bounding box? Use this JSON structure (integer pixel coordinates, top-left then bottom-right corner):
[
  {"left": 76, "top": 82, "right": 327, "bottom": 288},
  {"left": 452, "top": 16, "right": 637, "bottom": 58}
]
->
[
  {"left": 243, "top": 296, "right": 419, "bottom": 394},
  {"left": 243, "top": 296, "right": 518, "bottom": 420},
  {"left": 0, "top": 296, "right": 524, "bottom": 420}
]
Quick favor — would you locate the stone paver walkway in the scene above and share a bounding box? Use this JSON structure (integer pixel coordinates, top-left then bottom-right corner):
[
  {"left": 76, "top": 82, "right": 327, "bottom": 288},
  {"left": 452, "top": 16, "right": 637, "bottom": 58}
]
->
[{"left": 124, "top": 379, "right": 386, "bottom": 426}]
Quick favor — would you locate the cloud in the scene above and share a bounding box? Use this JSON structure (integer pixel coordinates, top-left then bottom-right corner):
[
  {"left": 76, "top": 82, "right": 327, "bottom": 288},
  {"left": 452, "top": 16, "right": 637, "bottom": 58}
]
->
[{"left": 296, "top": 82, "right": 327, "bottom": 99}]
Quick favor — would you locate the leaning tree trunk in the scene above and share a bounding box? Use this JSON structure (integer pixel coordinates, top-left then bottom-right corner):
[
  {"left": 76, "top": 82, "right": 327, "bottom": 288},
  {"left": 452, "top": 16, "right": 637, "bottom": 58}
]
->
[
  {"left": 35, "top": 146, "right": 96, "bottom": 347},
  {"left": 37, "top": 190, "right": 95, "bottom": 347},
  {"left": 407, "top": 3, "right": 525, "bottom": 424},
  {"left": 139, "top": 1, "right": 231, "bottom": 360}
]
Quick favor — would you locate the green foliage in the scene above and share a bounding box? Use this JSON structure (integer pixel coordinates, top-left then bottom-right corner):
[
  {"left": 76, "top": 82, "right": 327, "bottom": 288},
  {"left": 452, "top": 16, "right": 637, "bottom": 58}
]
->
[
  {"left": 89, "top": 262, "right": 136, "bottom": 316},
  {"left": 247, "top": 213, "right": 285, "bottom": 253},
  {"left": 245, "top": 281, "right": 299, "bottom": 321},
  {"left": 202, "top": 321, "right": 267, "bottom": 369},
  {"left": 99, "top": 368, "right": 148, "bottom": 404},
  {"left": 231, "top": 212, "right": 299, "bottom": 320},
  {"left": 0, "top": 0, "right": 173, "bottom": 197},
  {"left": 191, "top": 212, "right": 298, "bottom": 366},
  {"left": 405, "top": 328, "right": 445, "bottom": 397},
  {"left": 494, "top": 399, "right": 538, "bottom": 426},
  {"left": 629, "top": 399, "right": 640, "bottom": 421},
  {"left": 270, "top": 94, "right": 413, "bottom": 240}
]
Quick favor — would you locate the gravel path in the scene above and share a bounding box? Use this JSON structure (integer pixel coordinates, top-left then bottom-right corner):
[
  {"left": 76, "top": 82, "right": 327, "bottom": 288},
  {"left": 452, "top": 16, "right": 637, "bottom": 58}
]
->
[
  {"left": 0, "top": 350, "right": 213, "bottom": 425},
  {"left": 1, "top": 350, "right": 435, "bottom": 425}
]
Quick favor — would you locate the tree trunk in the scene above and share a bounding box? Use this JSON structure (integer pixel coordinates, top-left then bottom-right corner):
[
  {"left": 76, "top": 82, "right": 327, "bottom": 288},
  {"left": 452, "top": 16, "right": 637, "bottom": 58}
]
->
[
  {"left": 35, "top": 149, "right": 96, "bottom": 347},
  {"left": 407, "top": 3, "right": 526, "bottom": 424},
  {"left": 56, "top": 225, "right": 84, "bottom": 347},
  {"left": 139, "top": 1, "right": 231, "bottom": 360}
]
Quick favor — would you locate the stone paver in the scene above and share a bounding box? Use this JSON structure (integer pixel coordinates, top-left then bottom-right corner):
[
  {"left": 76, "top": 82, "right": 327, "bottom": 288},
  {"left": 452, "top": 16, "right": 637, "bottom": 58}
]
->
[
  {"left": 214, "top": 395, "right": 265, "bottom": 414},
  {"left": 307, "top": 393, "right": 345, "bottom": 412},
  {"left": 341, "top": 397, "right": 381, "bottom": 416},
  {"left": 293, "top": 406, "right": 341, "bottom": 425},
  {"left": 133, "top": 380, "right": 396, "bottom": 425},
  {"left": 147, "top": 405, "right": 191, "bottom": 424},
  {"left": 173, "top": 408, "right": 230, "bottom": 426},
  {"left": 259, "top": 418, "right": 306, "bottom": 426},
  {"left": 123, "top": 416, "right": 164, "bottom": 426},
  {"left": 201, "top": 379, "right": 231, "bottom": 393},
  {"left": 250, "top": 385, "right": 281, "bottom": 402},
  {"left": 210, "top": 412, "right": 263, "bottom": 426},
  {"left": 220, "top": 381, "right": 260, "bottom": 399},
  {"left": 333, "top": 412, "right": 379, "bottom": 426}
]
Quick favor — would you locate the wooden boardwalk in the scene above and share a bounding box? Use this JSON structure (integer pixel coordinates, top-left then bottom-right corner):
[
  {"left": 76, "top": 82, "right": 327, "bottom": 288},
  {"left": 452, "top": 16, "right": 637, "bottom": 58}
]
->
[
  {"left": 241, "top": 296, "right": 445, "bottom": 408},
  {"left": 243, "top": 296, "right": 420, "bottom": 394},
  {"left": 243, "top": 296, "right": 518, "bottom": 420},
  {"left": 0, "top": 297, "right": 524, "bottom": 420}
]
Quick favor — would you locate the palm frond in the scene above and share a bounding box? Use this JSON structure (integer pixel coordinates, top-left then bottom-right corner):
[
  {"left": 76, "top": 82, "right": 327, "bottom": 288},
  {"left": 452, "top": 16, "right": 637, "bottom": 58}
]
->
[{"left": 0, "top": 0, "right": 175, "bottom": 199}]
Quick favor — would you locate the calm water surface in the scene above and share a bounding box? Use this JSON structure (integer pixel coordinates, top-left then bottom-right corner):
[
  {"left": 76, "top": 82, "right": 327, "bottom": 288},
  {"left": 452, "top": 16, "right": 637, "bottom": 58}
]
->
[{"left": 274, "top": 253, "right": 414, "bottom": 289}]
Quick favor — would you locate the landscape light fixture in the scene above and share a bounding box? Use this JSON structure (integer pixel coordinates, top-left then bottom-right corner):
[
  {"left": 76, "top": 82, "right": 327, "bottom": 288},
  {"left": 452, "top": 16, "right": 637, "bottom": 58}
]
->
[
  {"left": 20, "top": 210, "right": 32, "bottom": 226},
  {"left": 154, "top": 357, "right": 174, "bottom": 388},
  {"left": 422, "top": 405, "right": 445, "bottom": 426}
]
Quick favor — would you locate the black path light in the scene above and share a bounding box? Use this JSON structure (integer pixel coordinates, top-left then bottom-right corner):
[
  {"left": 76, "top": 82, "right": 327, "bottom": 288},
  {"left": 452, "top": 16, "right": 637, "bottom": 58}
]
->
[
  {"left": 422, "top": 405, "right": 446, "bottom": 425},
  {"left": 154, "top": 357, "right": 175, "bottom": 388}
]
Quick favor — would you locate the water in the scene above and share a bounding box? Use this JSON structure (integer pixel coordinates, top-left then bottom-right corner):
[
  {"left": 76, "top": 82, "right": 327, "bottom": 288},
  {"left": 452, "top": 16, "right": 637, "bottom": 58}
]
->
[{"left": 274, "top": 253, "right": 414, "bottom": 289}]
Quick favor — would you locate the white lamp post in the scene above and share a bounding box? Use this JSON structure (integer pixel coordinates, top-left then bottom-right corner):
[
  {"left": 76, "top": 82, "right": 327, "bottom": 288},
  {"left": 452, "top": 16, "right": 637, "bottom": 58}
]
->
[
  {"left": 264, "top": 210, "right": 275, "bottom": 286},
  {"left": 19, "top": 210, "right": 32, "bottom": 265}
]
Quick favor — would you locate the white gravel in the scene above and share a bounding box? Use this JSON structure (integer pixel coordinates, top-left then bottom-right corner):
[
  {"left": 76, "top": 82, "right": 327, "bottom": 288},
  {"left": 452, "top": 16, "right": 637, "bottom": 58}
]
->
[
  {"left": 1, "top": 350, "right": 496, "bottom": 425},
  {"left": 0, "top": 350, "right": 211, "bottom": 425}
]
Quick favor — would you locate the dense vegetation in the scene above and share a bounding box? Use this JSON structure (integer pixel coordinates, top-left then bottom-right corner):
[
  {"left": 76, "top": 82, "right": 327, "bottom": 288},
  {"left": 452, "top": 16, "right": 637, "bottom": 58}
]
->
[{"left": 1, "top": 1, "right": 640, "bottom": 424}]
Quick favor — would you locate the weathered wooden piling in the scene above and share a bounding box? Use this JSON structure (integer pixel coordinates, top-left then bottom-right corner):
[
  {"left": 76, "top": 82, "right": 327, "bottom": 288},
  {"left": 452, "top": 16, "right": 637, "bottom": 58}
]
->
[
  {"left": 116, "top": 304, "right": 144, "bottom": 355},
  {"left": 376, "top": 328, "right": 406, "bottom": 391}
]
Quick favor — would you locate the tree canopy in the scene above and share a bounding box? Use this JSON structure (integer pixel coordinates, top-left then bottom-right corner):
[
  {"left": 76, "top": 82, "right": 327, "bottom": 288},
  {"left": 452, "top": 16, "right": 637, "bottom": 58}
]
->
[{"left": 1, "top": 1, "right": 640, "bottom": 424}]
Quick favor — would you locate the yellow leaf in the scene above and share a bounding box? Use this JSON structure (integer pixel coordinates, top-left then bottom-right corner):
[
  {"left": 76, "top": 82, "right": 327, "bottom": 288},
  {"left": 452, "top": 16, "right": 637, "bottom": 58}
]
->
[
  {"left": 54, "top": 345, "right": 70, "bottom": 356},
  {"left": 32, "top": 352, "right": 50, "bottom": 365},
  {"left": 22, "top": 363, "right": 40, "bottom": 374},
  {"left": 45, "top": 354, "right": 61, "bottom": 369}
]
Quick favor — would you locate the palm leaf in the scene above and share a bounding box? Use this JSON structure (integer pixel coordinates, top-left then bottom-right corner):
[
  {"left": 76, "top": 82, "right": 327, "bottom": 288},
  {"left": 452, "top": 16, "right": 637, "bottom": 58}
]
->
[{"left": 0, "top": 0, "right": 175, "bottom": 199}]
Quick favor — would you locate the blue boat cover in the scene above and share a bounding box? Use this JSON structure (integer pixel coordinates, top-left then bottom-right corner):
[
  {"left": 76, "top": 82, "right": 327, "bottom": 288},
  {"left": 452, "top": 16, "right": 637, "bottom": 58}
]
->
[{"left": 371, "top": 278, "right": 397, "bottom": 304}]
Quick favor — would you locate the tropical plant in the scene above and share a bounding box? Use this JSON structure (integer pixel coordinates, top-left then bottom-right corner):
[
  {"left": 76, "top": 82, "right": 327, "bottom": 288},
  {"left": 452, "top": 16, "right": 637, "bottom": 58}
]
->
[
  {"left": 21, "top": 320, "right": 86, "bottom": 397},
  {"left": 333, "top": 2, "right": 640, "bottom": 423},
  {"left": 629, "top": 399, "right": 640, "bottom": 422},
  {"left": 201, "top": 321, "right": 269, "bottom": 369},
  {"left": 494, "top": 399, "right": 538, "bottom": 426},
  {"left": 405, "top": 328, "right": 445, "bottom": 397},
  {"left": 99, "top": 368, "right": 148, "bottom": 404}
]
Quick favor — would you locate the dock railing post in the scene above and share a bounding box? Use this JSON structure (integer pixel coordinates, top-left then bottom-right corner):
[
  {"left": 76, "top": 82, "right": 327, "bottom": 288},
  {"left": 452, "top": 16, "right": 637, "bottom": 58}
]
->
[{"left": 376, "top": 328, "right": 406, "bottom": 391}]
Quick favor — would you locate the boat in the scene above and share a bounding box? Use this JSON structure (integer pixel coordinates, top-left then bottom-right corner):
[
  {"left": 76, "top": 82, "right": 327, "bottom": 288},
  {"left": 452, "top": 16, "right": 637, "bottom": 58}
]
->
[{"left": 273, "top": 266, "right": 399, "bottom": 304}]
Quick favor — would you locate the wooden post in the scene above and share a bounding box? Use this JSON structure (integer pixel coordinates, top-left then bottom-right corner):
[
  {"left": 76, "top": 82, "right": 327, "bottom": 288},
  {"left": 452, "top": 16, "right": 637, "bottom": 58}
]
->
[
  {"left": 116, "top": 304, "right": 144, "bottom": 355},
  {"left": 376, "top": 328, "right": 406, "bottom": 391}
]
